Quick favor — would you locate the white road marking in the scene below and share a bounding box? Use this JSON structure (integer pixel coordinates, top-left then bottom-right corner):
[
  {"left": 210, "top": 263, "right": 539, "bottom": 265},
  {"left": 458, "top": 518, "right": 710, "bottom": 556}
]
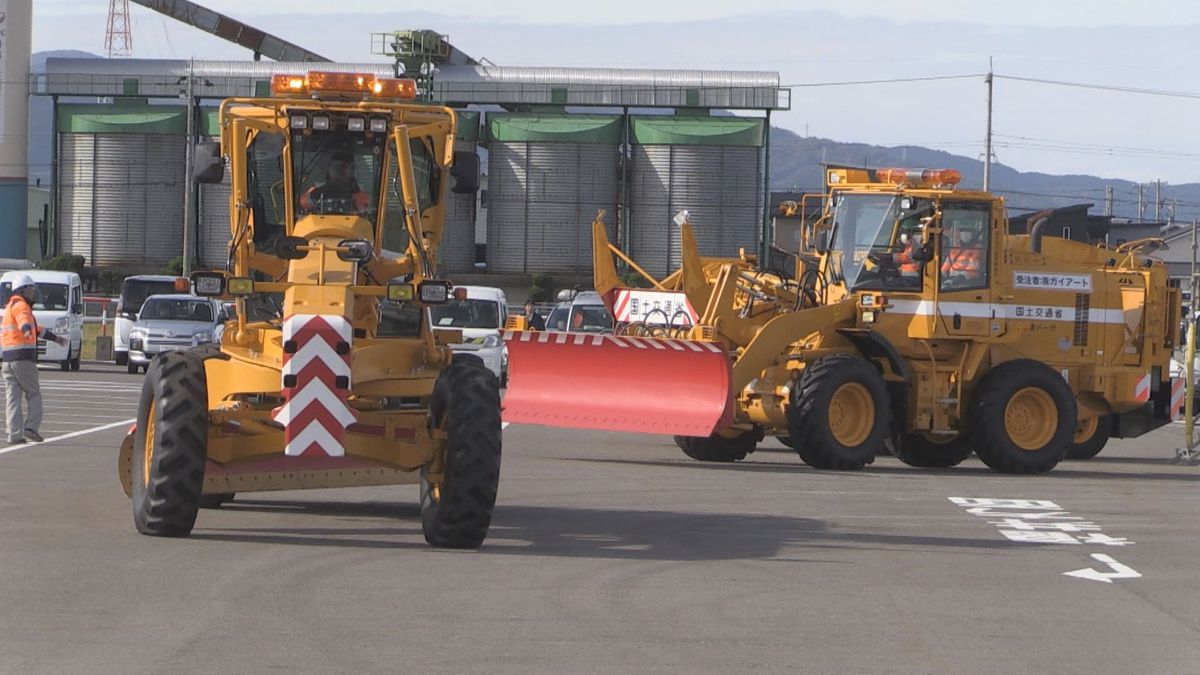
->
[
  {"left": 1064, "top": 554, "right": 1143, "bottom": 583},
  {"left": 0, "top": 418, "right": 136, "bottom": 458}
]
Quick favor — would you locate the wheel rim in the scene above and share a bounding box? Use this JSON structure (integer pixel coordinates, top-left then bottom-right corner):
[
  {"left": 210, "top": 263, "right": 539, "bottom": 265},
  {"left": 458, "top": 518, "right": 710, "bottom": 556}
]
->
[
  {"left": 1073, "top": 415, "right": 1099, "bottom": 444},
  {"left": 142, "top": 399, "right": 156, "bottom": 488},
  {"left": 828, "top": 382, "right": 874, "bottom": 447},
  {"left": 1004, "top": 387, "right": 1057, "bottom": 451}
]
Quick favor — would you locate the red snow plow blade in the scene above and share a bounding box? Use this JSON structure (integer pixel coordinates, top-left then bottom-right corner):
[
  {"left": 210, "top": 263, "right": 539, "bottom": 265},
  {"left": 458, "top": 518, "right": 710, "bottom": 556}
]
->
[{"left": 502, "top": 331, "right": 733, "bottom": 436}]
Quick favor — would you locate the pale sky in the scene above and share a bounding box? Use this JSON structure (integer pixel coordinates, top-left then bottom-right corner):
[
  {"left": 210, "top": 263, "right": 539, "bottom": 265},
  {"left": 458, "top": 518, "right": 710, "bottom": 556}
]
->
[{"left": 30, "top": 1, "right": 1200, "bottom": 185}]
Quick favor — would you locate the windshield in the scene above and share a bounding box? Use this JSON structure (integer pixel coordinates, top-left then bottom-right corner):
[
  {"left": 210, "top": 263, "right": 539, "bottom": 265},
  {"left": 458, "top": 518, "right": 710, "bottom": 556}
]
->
[
  {"left": 569, "top": 305, "right": 614, "bottom": 333},
  {"left": 120, "top": 279, "right": 177, "bottom": 314},
  {"left": 292, "top": 124, "right": 386, "bottom": 220},
  {"left": 430, "top": 299, "right": 500, "bottom": 329},
  {"left": 30, "top": 283, "right": 69, "bottom": 311},
  {"left": 546, "top": 304, "right": 569, "bottom": 331},
  {"left": 140, "top": 298, "right": 214, "bottom": 323},
  {"left": 830, "top": 193, "right": 933, "bottom": 292}
]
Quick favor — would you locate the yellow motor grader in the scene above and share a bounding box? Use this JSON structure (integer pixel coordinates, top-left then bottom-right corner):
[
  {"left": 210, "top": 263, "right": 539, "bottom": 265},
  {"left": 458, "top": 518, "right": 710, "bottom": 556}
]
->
[
  {"left": 504, "top": 167, "right": 1183, "bottom": 474},
  {"left": 118, "top": 71, "right": 501, "bottom": 548}
]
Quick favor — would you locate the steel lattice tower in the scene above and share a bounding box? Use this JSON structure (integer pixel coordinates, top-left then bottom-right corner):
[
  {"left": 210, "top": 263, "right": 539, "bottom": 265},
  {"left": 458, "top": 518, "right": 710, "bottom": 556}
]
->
[{"left": 105, "top": 0, "right": 133, "bottom": 57}]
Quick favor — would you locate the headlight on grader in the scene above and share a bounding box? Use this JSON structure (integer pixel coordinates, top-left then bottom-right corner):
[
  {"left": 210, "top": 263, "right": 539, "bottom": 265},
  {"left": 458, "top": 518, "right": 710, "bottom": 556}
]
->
[
  {"left": 418, "top": 281, "right": 452, "bottom": 304},
  {"left": 387, "top": 283, "right": 415, "bottom": 301},
  {"left": 190, "top": 272, "right": 225, "bottom": 297},
  {"left": 227, "top": 277, "right": 255, "bottom": 296},
  {"left": 862, "top": 310, "right": 877, "bottom": 324}
]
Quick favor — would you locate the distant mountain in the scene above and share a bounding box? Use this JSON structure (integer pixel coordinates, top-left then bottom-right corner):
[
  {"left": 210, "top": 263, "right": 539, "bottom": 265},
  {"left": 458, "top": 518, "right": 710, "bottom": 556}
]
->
[{"left": 768, "top": 126, "right": 1200, "bottom": 224}]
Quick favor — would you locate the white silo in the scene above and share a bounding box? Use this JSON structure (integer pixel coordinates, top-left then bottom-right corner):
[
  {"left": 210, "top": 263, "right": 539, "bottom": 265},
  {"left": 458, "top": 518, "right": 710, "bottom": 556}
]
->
[{"left": 0, "top": 0, "right": 30, "bottom": 259}]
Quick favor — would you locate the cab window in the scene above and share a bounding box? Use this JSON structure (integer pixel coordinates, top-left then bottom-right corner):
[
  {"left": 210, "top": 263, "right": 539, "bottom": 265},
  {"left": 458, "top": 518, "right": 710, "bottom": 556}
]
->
[{"left": 939, "top": 202, "right": 991, "bottom": 291}]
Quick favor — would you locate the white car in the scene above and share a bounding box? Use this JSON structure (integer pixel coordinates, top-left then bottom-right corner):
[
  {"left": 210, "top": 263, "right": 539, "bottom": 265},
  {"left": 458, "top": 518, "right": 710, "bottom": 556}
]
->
[
  {"left": 113, "top": 275, "right": 183, "bottom": 366},
  {"left": 430, "top": 286, "right": 508, "bottom": 384},
  {"left": 0, "top": 270, "right": 84, "bottom": 371}
]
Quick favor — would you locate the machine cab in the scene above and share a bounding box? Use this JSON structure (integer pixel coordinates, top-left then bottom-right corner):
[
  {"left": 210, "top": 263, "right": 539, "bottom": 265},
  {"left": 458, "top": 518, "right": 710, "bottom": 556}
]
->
[{"left": 822, "top": 168, "right": 1003, "bottom": 340}]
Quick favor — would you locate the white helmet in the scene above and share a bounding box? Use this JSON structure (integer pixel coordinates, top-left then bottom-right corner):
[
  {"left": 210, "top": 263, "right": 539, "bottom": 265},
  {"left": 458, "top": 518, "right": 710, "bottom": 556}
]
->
[{"left": 8, "top": 273, "right": 34, "bottom": 292}]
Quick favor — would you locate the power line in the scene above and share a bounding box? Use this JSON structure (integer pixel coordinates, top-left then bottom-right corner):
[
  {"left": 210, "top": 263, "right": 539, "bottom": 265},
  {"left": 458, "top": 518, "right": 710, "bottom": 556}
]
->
[{"left": 995, "top": 74, "right": 1200, "bottom": 100}]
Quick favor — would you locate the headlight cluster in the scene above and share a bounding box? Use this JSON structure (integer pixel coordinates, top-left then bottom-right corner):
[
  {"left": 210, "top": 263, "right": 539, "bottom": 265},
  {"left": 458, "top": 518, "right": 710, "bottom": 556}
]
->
[
  {"left": 481, "top": 334, "right": 501, "bottom": 349},
  {"left": 54, "top": 317, "right": 70, "bottom": 332},
  {"left": 192, "top": 331, "right": 215, "bottom": 346},
  {"left": 129, "top": 327, "right": 148, "bottom": 340}
]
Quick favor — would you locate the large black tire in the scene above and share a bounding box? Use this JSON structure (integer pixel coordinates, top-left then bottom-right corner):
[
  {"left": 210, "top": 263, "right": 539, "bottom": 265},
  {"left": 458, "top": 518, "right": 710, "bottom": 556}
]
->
[
  {"left": 127, "top": 361, "right": 140, "bottom": 375},
  {"left": 674, "top": 429, "right": 761, "bottom": 462},
  {"left": 895, "top": 433, "right": 973, "bottom": 468},
  {"left": 131, "top": 350, "right": 209, "bottom": 537},
  {"left": 1065, "top": 413, "right": 1112, "bottom": 460},
  {"left": 968, "top": 360, "right": 1077, "bottom": 474},
  {"left": 421, "top": 354, "right": 502, "bottom": 549},
  {"left": 777, "top": 436, "right": 795, "bottom": 449},
  {"left": 787, "top": 354, "right": 890, "bottom": 470},
  {"left": 115, "top": 351, "right": 128, "bottom": 366}
]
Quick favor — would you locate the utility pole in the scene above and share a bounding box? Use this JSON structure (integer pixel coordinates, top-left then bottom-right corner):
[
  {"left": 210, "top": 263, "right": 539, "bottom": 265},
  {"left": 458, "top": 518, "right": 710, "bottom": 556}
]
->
[
  {"left": 1137, "top": 184, "right": 1144, "bottom": 222},
  {"left": 1155, "top": 180, "right": 1162, "bottom": 221},
  {"left": 983, "top": 58, "right": 993, "bottom": 191},
  {"left": 181, "top": 59, "right": 196, "bottom": 277},
  {"left": 1104, "top": 186, "right": 1113, "bottom": 217}
]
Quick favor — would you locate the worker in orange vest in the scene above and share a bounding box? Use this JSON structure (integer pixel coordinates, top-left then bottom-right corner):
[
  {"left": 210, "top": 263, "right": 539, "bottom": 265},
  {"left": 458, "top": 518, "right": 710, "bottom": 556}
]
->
[
  {"left": 2, "top": 274, "right": 67, "bottom": 445},
  {"left": 894, "top": 224, "right": 922, "bottom": 276},
  {"left": 941, "top": 219, "right": 984, "bottom": 285},
  {"left": 299, "top": 149, "right": 370, "bottom": 216}
]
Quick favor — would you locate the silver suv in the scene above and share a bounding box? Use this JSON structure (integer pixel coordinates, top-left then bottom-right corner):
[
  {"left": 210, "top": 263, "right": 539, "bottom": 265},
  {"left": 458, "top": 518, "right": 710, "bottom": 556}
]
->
[{"left": 127, "top": 294, "right": 227, "bottom": 374}]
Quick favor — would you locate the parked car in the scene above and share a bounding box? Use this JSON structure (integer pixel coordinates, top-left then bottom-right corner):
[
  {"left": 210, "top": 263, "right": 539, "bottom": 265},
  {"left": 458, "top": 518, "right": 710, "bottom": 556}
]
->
[
  {"left": 0, "top": 270, "right": 85, "bottom": 371},
  {"left": 126, "top": 294, "right": 227, "bottom": 374},
  {"left": 430, "top": 286, "right": 508, "bottom": 384},
  {"left": 114, "top": 275, "right": 183, "bottom": 366},
  {"left": 546, "top": 290, "right": 613, "bottom": 334}
]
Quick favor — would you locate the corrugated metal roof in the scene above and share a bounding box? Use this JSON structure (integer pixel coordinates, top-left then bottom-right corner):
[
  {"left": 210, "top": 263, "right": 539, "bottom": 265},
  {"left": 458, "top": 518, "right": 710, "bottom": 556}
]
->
[{"left": 38, "top": 58, "right": 789, "bottom": 110}]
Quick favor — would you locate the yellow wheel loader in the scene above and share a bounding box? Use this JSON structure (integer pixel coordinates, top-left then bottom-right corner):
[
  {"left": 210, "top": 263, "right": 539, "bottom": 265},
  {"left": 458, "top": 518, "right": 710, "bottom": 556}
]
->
[
  {"left": 503, "top": 167, "right": 1184, "bottom": 474},
  {"left": 117, "top": 71, "right": 502, "bottom": 548}
]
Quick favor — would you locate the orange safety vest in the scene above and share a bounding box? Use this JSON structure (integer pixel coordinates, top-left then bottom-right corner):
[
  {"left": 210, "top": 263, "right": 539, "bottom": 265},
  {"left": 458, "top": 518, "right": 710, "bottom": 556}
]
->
[
  {"left": 1, "top": 294, "right": 39, "bottom": 362},
  {"left": 300, "top": 184, "right": 370, "bottom": 214},
  {"left": 941, "top": 247, "right": 982, "bottom": 279},
  {"left": 896, "top": 243, "right": 919, "bottom": 274}
]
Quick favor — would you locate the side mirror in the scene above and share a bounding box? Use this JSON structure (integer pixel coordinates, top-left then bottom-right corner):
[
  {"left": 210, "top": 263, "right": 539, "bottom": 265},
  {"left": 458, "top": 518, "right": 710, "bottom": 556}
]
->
[
  {"left": 193, "top": 141, "right": 225, "bottom": 184},
  {"left": 73, "top": 303, "right": 84, "bottom": 315},
  {"left": 449, "top": 150, "right": 480, "bottom": 194},
  {"left": 814, "top": 230, "right": 830, "bottom": 255}
]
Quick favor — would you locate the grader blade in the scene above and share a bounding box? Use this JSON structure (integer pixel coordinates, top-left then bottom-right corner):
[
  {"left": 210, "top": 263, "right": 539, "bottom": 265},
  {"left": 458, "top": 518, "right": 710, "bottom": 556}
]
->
[{"left": 502, "top": 331, "right": 733, "bottom": 436}]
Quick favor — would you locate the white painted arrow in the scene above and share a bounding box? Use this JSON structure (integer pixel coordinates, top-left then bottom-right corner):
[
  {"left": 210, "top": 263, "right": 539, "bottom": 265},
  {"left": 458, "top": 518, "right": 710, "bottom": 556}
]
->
[{"left": 1063, "top": 554, "right": 1142, "bottom": 583}]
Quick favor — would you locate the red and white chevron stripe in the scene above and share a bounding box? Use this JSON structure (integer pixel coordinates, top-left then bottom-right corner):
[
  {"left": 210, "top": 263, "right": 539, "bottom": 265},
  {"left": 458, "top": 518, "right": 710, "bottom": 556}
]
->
[
  {"left": 272, "top": 314, "right": 357, "bottom": 457},
  {"left": 1134, "top": 373, "right": 1152, "bottom": 404}
]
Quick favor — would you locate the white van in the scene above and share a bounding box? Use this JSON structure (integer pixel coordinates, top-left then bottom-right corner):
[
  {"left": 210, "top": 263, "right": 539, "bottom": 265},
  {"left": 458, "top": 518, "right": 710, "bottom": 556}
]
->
[
  {"left": 0, "top": 270, "right": 84, "bottom": 371},
  {"left": 113, "top": 275, "right": 182, "bottom": 365},
  {"left": 429, "top": 286, "right": 508, "bottom": 383}
]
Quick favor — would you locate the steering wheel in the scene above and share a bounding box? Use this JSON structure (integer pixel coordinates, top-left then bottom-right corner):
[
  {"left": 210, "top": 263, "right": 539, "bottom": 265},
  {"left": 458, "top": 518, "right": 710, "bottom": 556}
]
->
[{"left": 942, "top": 274, "right": 971, "bottom": 289}]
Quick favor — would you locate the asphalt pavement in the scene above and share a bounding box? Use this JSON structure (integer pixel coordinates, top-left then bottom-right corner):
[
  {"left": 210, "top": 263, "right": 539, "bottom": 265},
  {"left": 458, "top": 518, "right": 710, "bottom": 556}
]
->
[{"left": 1, "top": 363, "right": 1199, "bottom": 674}]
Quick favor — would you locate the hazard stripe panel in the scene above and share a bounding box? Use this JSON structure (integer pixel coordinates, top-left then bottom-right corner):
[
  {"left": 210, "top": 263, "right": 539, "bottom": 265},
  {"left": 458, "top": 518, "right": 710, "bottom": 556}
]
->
[
  {"left": 1170, "top": 377, "right": 1186, "bottom": 421},
  {"left": 272, "top": 314, "right": 357, "bottom": 457}
]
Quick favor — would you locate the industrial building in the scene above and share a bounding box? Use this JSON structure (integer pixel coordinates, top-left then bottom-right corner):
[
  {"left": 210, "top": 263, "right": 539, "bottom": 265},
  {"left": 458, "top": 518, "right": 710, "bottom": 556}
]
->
[{"left": 35, "top": 58, "right": 789, "bottom": 280}]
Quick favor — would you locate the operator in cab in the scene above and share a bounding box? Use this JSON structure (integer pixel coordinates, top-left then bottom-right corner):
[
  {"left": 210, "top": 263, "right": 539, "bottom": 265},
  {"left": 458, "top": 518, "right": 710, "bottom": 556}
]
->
[
  {"left": 299, "top": 149, "right": 370, "bottom": 216},
  {"left": 941, "top": 214, "right": 984, "bottom": 285}
]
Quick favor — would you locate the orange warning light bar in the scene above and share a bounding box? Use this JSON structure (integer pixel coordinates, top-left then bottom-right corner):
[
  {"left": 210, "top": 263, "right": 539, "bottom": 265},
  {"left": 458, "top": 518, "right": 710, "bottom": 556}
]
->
[
  {"left": 270, "top": 72, "right": 418, "bottom": 100},
  {"left": 875, "top": 168, "right": 962, "bottom": 187}
]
